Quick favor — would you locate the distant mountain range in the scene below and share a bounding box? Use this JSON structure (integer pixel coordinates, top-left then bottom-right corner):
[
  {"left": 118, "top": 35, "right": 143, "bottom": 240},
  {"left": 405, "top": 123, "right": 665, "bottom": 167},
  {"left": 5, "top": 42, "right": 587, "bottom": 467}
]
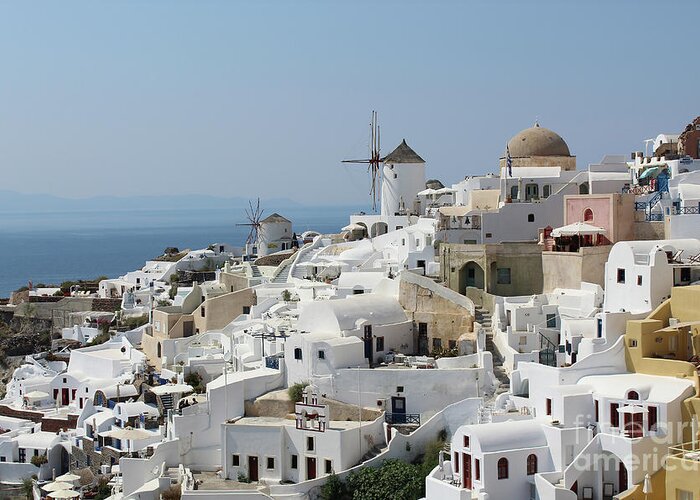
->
[{"left": 0, "top": 190, "right": 304, "bottom": 213}]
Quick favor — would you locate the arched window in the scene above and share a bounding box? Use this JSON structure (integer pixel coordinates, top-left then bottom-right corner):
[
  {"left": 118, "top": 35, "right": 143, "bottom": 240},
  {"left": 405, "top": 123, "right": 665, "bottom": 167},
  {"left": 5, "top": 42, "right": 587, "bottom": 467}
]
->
[
  {"left": 579, "top": 183, "right": 589, "bottom": 195},
  {"left": 583, "top": 208, "right": 594, "bottom": 222},
  {"left": 527, "top": 454, "right": 538, "bottom": 475},
  {"left": 628, "top": 390, "right": 639, "bottom": 400},
  {"left": 497, "top": 457, "right": 509, "bottom": 479}
]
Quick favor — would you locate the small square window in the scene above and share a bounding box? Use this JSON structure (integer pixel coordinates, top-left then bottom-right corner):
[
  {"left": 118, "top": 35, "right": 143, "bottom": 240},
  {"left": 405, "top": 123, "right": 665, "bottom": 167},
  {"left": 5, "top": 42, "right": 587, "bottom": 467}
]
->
[
  {"left": 527, "top": 214, "right": 535, "bottom": 222},
  {"left": 497, "top": 268, "right": 511, "bottom": 285},
  {"left": 463, "top": 435, "right": 470, "bottom": 448},
  {"left": 318, "top": 350, "right": 325, "bottom": 360},
  {"left": 396, "top": 386, "right": 404, "bottom": 393},
  {"left": 294, "top": 348, "right": 302, "bottom": 360},
  {"left": 617, "top": 268, "right": 626, "bottom": 284},
  {"left": 448, "top": 340, "right": 457, "bottom": 350},
  {"left": 291, "top": 454, "right": 298, "bottom": 469},
  {"left": 432, "top": 338, "right": 442, "bottom": 350},
  {"left": 637, "top": 275, "right": 643, "bottom": 286},
  {"left": 232, "top": 454, "right": 240, "bottom": 466},
  {"left": 243, "top": 306, "right": 251, "bottom": 314},
  {"left": 325, "top": 459, "right": 332, "bottom": 474},
  {"left": 485, "top": 233, "right": 492, "bottom": 238},
  {"left": 375, "top": 336, "right": 384, "bottom": 352},
  {"left": 307, "top": 436, "right": 315, "bottom": 451},
  {"left": 267, "top": 457, "right": 275, "bottom": 469}
]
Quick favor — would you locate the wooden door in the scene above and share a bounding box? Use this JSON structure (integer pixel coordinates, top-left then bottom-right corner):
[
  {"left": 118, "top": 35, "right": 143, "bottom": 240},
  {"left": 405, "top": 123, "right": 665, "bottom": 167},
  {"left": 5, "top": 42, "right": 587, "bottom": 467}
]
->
[
  {"left": 61, "top": 388, "right": 69, "bottom": 405},
  {"left": 462, "top": 453, "right": 471, "bottom": 489},
  {"left": 306, "top": 456, "right": 316, "bottom": 480},
  {"left": 618, "top": 461, "right": 628, "bottom": 492},
  {"left": 248, "top": 456, "right": 258, "bottom": 482}
]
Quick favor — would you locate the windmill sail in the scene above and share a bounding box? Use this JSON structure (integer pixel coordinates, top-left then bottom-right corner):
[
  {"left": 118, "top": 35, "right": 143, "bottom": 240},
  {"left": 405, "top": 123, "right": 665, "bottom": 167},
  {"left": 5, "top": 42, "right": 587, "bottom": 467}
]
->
[{"left": 342, "top": 111, "right": 382, "bottom": 211}]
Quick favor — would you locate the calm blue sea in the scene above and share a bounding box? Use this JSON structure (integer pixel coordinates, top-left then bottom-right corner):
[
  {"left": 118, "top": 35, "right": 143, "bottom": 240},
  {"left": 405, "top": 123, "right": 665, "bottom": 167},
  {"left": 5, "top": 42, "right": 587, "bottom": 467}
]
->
[{"left": 0, "top": 206, "right": 354, "bottom": 297}]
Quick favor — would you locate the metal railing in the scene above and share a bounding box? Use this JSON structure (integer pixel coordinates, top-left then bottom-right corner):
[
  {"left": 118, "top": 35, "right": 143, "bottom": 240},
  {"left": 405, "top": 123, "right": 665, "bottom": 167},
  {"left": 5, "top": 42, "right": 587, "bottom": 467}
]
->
[
  {"left": 647, "top": 213, "right": 664, "bottom": 221},
  {"left": 385, "top": 413, "right": 420, "bottom": 425},
  {"left": 265, "top": 356, "right": 280, "bottom": 369},
  {"left": 622, "top": 184, "right": 653, "bottom": 195},
  {"left": 668, "top": 442, "right": 700, "bottom": 462},
  {"left": 674, "top": 206, "right": 700, "bottom": 215}
]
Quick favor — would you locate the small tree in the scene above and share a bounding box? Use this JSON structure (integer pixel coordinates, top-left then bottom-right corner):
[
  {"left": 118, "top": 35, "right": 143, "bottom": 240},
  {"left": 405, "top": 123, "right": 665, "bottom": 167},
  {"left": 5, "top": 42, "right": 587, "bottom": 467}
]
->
[
  {"left": 30, "top": 454, "right": 48, "bottom": 467},
  {"left": 184, "top": 371, "right": 205, "bottom": 393},
  {"left": 281, "top": 289, "right": 292, "bottom": 302},
  {"left": 320, "top": 472, "right": 348, "bottom": 500},
  {"left": 287, "top": 381, "right": 309, "bottom": 403},
  {"left": 21, "top": 477, "right": 33, "bottom": 500},
  {"left": 161, "top": 485, "right": 182, "bottom": 500}
]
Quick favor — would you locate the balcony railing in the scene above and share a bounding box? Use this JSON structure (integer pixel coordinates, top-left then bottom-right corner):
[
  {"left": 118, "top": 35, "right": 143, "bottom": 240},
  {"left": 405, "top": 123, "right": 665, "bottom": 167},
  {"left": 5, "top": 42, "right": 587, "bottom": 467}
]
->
[
  {"left": 668, "top": 442, "right": 700, "bottom": 462},
  {"left": 623, "top": 184, "right": 654, "bottom": 195},
  {"left": 265, "top": 356, "right": 280, "bottom": 369},
  {"left": 385, "top": 413, "right": 420, "bottom": 425},
  {"left": 674, "top": 206, "right": 700, "bottom": 215}
]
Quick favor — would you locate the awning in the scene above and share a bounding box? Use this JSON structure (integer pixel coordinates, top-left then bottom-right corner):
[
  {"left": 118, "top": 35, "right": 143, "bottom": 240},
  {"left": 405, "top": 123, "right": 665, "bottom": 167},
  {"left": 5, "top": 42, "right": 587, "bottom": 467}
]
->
[
  {"left": 551, "top": 222, "right": 606, "bottom": 237},
  {"left": 101, "top": 427, "right": 154, "bottom": 440},
  {"left": 438, "top": 206, "right": 473, "bottom": 217},
  {"left": 417, "top": 188, "right": 438, "bottom": 196},
  {"left": 617, "top": 405, "right": 647, "bottom": 414},
  {"left": 24, "top": 390, "right": 50, "bottom": 400},
  {"left": 150, "top": 383, "right": 194, "bottom": 396},
  {"left": 639, "top": 166, "right": 666, "bottom": 179},
  {"left": 341, "top": 223, "right": 366, "bottom": 231}
]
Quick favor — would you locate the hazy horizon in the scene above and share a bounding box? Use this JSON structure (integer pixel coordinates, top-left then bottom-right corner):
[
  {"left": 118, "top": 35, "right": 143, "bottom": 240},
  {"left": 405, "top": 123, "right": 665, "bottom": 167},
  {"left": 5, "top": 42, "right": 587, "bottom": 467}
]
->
[{"left": 1, "top": 0, "right": 698, "bottom": 205}]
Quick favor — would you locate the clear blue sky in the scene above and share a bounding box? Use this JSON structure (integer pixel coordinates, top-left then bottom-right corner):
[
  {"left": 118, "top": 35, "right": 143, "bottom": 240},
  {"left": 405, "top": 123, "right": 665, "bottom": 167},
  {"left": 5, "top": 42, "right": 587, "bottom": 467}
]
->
[{"left": 0, "top": 0, "right": 697, "bottom": 206}]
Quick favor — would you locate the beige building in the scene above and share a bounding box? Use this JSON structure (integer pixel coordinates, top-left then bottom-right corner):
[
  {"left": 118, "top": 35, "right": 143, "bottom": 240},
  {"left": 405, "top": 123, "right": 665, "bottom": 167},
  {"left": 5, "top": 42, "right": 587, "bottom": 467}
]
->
[
  {"left": 144, "top": 284, "right": 256, "bottom": 369},
  {"left": 398, "top": 272, "right": 475, "bottom": 355},
  {"left": 440, "top": 242, "right": 544, "bottom": 297}
]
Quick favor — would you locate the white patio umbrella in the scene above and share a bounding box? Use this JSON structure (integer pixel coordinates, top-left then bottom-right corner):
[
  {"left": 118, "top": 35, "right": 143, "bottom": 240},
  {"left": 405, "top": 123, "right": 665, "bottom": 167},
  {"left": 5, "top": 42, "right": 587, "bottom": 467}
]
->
[
  {"left": 341, "top": 223, "right": 365, "bottom": 231},
  {"left": 48, "top": 489, "right": 80, "bottom": 499},
  {"left": 296, "top": 261, "right": 318, "bottom": 268},
  {"left": 417, "top": 188, "right": 437, "bottom": 196},
  {"left": 642, "top": 473, "right": 652, "bottom": 495},
  {"left": 55, "top": 472, "right": 81, "bottom": 482},
  {"left": 103, "top": 427, "right": 153, "bottom": 440},
  {"left": 551, "top": 221, "right": 606, "bottom": 237},
  {"left": 42, "top": 481, "right": 72, "bottom": 492}
]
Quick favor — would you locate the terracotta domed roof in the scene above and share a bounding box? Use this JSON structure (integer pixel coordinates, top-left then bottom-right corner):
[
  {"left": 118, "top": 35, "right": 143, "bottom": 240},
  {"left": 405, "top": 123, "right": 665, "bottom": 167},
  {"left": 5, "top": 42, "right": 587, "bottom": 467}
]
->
[{"left": 505, "top": 123, "right": 571, "bottom": 158}]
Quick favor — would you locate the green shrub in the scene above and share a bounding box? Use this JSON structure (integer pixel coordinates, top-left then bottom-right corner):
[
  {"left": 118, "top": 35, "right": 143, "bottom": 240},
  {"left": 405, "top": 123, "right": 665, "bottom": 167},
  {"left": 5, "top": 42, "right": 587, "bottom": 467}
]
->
[
  {"left": 288, "top": 381, "right": 309, "bottom": 403},
  {"left": 237, "top": 472, "right": 251, "bottom": 483},
  {"left": 184, "top": 371, "right": 205, "bottom": 393},
  {"left": 320, "top": 472, "right": 347, "bottom": 500},
  {"left": 161, "top": 485, "right": 182, "bottom": 500},
  {"left": 123, "top": 314, "right": 149, "bottom": 330},
  {"left": 30, "top": 454, "right": 47, "bottom": 467},
  {"left": 86, "top": 331, "right": 111, "bottom": 346}
]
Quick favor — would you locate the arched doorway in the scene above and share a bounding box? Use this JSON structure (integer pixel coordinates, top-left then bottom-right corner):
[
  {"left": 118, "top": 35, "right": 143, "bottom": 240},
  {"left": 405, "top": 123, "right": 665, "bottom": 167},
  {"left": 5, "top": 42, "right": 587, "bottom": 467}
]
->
[
  {"left": 356, "top": 222, "right": 368, "bottom": 238},
  {"left": 458, "top": 262, "right": 484, "bottom": 294},
  {"left": 371, "top": 222, "right": 388, "bottom": 238}
]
